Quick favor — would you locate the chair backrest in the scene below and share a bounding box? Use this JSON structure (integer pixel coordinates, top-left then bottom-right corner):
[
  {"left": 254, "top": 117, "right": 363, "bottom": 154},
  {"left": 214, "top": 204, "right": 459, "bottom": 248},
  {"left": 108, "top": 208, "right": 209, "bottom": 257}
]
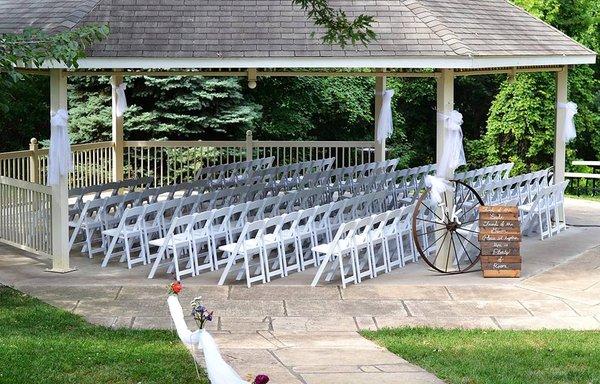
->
[
  {"left": 210, "top": 206, "right": 234, "bottom": 235},
  {"left": 141, "top": 201, "right": 164, "bottom": 229},
  {"left": 293, "top": 207, "right": 317, "bottom": 236},
  {"left": 190, "top": 209, "right": 215, "bottom": 234},
  {"left": 330, "top": 220, "right": 358, "bottom": 248},
  {"left": 117, "top": 205, "right": 146, "bottom": 231}
]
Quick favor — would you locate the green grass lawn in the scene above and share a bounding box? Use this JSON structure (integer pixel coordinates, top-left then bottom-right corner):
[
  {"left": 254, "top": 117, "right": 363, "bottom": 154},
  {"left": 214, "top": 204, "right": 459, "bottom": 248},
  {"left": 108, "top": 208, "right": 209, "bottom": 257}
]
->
[
  {"left": 363, "top": 327, "right": 600, "bottom": 384},
  {"left": 0, "top": 286, "right": 208, "bottom": 384}
]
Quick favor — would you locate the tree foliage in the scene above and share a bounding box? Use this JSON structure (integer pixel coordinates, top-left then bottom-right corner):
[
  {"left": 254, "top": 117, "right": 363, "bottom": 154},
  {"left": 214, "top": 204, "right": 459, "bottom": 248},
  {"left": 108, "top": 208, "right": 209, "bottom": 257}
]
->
[
  {"left": 292, "top": 0, "right": 376, "bottom": 47},
  {"left": 471, "top": 0, "right": 600, "bottom": 172}
]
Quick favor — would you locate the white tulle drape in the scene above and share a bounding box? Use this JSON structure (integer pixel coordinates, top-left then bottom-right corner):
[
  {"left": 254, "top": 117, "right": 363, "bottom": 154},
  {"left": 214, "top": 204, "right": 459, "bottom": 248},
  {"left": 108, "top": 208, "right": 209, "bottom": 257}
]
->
[
  {"left": 47, "top": 109, "right": 73, "bottom": 186},
  {"left": 376, "top": 90, "right": 394, "bottom": 143},
  {"left": 167, "top": 296, "right": 249, "bottom": 384},
  {"left": 114, "top": 83, "right": 128, "bottom": 117},
  {"left": 557, "top": 102, "right": 577, "bottom": 143},
  {"left": 427, "top": 110, "right": 466, "bottom": 203}
]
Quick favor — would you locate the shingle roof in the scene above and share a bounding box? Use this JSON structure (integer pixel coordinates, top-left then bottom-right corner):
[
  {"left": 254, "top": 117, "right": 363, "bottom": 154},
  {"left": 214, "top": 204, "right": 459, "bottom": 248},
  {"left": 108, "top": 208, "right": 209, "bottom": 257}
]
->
[{"left": 0, "top": 0, "right": 595, "bottom": 68}]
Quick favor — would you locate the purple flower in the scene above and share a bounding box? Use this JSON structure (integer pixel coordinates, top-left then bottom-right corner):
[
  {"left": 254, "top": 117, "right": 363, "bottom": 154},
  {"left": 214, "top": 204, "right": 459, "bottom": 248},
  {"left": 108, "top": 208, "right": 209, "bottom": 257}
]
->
[{"left": 253, "top": 374, "right": 269, "bottom": 384}]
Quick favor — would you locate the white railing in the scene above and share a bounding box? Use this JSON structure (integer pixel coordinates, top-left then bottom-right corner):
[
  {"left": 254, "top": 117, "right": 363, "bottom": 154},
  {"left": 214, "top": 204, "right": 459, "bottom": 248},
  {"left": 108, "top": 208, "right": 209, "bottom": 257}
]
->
[
  {"left": 124, "top": 132, "right": 375, "bottom": 186},
  {"left": 0, "top": 176, "right": 53, "bottom": 257},
  {"left": 124, "top": 140, "right": 247, "bottom": 186},
  {"left": 0, "top": 134, "right": 376, "bottom": 188},
  {"left": 0, "top": 140, "right": 113, "bottom": 188}
]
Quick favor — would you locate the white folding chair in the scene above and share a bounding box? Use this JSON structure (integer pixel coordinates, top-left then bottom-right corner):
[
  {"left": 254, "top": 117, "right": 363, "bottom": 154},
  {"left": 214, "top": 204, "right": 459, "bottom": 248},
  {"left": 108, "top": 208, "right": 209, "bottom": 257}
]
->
[
  {"left": 101, "top": 206, "right": 147, "bottom": 269},
  {"left": 148, "top": 214, "right": 195, "bottom": 280},
  {"left": 68, "top": 197, "right": 106, "bottom": 258},
  {"left": 189, "top": 209, "right": 216, "bottom": 274},
  {"left": 218, "top": 219, "right": 268, "bottom": 287},
  {"left": 311, "top": 220, "right": 358, "bottom": 288}
]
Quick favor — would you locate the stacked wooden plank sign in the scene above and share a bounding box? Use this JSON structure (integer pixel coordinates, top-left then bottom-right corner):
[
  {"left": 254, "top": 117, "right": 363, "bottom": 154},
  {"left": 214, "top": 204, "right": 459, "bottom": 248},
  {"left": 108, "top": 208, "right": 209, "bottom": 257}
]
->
[{"left": 477, "top": 206, "right": 521, "bottom": 278}]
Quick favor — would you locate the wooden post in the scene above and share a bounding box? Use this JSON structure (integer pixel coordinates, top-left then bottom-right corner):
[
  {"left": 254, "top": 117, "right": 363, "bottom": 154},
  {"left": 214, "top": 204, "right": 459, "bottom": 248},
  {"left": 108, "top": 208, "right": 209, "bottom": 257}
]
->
[
  {"left": 554, "top": 66, "right": 568, "bottom": 184},
  {"left": 29, "top": 138, "right": 40, "bottom": 183},
  {"left": 48, "top": 69, "right": 74, "bottom": 273},
  {"left": 374, "top": 76, "right": 387, "bottom": 162},
  {"left": 245, "top": 130, "right": 253, "bottom": 161},
  {"left": 435, "top": 69, "right": 455, "bottom": 271},
  {"left": 111, "top": 72, "right": 125, "bottom": 181}
]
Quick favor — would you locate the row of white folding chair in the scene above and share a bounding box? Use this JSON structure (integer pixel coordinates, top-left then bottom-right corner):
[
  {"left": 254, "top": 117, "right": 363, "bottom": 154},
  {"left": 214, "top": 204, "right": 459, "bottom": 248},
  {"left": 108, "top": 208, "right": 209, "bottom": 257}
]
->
[
  {"left": 69, "top": 191, "right": 152, "bottom": 257},
  {"left": 145, "top": 187, "right": 337, "bottom": 278},
  {"left": 326, "top": 159, "right": 398, "bottom": 191},
  {"left": 246, "top": 158, "right": 335, "bottom": 189},
  {"left": 311, "top": 205, "right": 415, "bottom": 288},
  {"left": 520, "top": 181, "right": 568, "bottom": 240},
  {"left": 69, "top": 177, "right": 153, "bottom": 214},
  {"left": 454, "top": 163, "right": 513, "bottom": 189},
  {"left": 393, "top": 164, "right": 436, "bottom": 204},
  {"left": 480, "top": 170, "right": 549, "bottom": 206},
  {"left": 215, "top": 189, "right": 407, "bottom": 286},
  {"left": 71, "top": 192, "right": 193, "bottom": 260},
  {"left": 193, "top": 156, "right": 274, "bottom": 182}
]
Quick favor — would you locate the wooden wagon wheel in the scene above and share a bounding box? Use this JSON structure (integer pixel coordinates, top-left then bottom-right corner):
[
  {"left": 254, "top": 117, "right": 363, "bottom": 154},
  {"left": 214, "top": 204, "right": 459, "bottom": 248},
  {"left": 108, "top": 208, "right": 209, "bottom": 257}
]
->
[{"left": 412, "top": 180, "right": 484, "bottom": 274}]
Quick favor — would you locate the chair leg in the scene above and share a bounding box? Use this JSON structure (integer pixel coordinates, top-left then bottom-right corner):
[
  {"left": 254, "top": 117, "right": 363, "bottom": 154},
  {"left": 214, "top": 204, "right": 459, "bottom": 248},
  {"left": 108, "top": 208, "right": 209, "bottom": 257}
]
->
[{"left": 101, "top": 235, "right": 118, "bottom": 267}]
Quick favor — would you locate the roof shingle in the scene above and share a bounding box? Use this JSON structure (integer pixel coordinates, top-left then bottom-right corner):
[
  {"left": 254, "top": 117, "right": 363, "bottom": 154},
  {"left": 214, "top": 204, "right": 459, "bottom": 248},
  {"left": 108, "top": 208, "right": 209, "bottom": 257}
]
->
[{"left": 0, "top": 0, "right": 594, "bottom": 63}]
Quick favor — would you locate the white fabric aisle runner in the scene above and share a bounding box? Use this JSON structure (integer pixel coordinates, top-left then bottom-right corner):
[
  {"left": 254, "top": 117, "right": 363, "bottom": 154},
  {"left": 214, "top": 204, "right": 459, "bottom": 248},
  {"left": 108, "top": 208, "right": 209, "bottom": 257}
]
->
[
  {"left": 376, "top": 90, "right": 394, "bottom": 143},
  {"left": 167, "top": 295, "right": 249, "bottom": 384},
  {"left": 558, "top": 101, "right": 577, "bottom": 143},
  {"left": 47, "top": 108, "right": 73, "bottom": 186}
]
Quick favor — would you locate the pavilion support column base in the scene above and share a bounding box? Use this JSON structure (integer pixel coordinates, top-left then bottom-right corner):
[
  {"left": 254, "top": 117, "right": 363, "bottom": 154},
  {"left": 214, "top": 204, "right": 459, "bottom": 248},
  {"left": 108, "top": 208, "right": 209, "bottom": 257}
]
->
[{"left": 45, "top": 266, "right": 78, "bottom": 274}]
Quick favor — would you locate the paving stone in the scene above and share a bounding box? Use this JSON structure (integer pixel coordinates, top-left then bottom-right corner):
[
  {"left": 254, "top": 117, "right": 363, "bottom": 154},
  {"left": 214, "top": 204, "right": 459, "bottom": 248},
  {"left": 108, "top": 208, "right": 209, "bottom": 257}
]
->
[
  {"left": 375, "top": 363, "right": 428, "bottom": 373},
  {"left": 494, "top": 316, "right": 600, "bottom": 330},
  {"left": 285, "top": 299, "right": 408, "bottom": 317},
  {"left": 355, "top": 316, "right": 377, "bottom": 330},
  {"left": 404, "top": 300, "right": 530, "bottom": 317},
  {"left": 561, "top": 301, "right": 600, "bottom": 317},
  {"left": 230, "top": 285, "right": 340, "bottom": 300},
  {"left": 342, "top": 285, "right": 451, "bottom": 300},
  {"left": 131, "top": 316, "right": 217, "bottom": 331},
  {"left": 447, "top": 285, "right": 552, "bottom": 301},
  {"left": 112, "top": 316, "right": 134, "bottom": 328},
  {"left": 293, "top": 365, "right": 363, "bottom": 374},
  {"left": 519, "top": 299, "right": 580, "bottom": 317},
  {"left": 44, "top": 299, "right": 79, "bottom": 312},
  {"left": 272, "top": 316, "right": 358, "bottom": 332},
  {"left": 118, "top": 285, "right": 229, "bottom": 301},
  {"left": 16, "top": 285, "right": 119, "bottom": 301},
  {"left": 82, "top": 315, "right": 117, "bottom": 328},
  {"left": 270, "top": 332, "right": 378, "bottom": 349},
  {"left": 274, "top": 348, "right": 400, "bottom": 366},
  {"left": 300, "top": 371, "right": 444, "bottom": 384},
  {"left": 360, "top": 365, "right": 382, "bottom": 373},
  {"left": 219, "top": 348, "right": 282, "bottom": 368},
  {"left": 220, "top": 316, "right": 272, "bottom": 332},
  {"left": 212, "top": 332, "right": 279, "bottom": 349},
  {"left": 375, "top": 316, "right": 499, "bottom": 329}
]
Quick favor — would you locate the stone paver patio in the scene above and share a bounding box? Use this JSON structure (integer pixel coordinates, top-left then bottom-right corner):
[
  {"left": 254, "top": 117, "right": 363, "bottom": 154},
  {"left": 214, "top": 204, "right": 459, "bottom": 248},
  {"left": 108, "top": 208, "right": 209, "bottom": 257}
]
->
[{"left": 1, "top": 198, "right": 600, "bottom": 383}]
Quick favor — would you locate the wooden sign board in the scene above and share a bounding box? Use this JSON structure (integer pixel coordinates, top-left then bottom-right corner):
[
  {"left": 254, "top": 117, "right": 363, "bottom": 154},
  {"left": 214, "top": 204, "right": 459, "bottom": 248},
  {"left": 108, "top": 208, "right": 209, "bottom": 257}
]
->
[{"left": 478, "top": 206, "right": 522, "bottom": 278}]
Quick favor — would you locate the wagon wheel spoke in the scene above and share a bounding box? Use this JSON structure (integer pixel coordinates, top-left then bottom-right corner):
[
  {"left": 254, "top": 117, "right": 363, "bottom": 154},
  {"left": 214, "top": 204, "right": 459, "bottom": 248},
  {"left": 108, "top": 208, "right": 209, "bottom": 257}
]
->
[{"left": 412, "top": 179, "right": 483, "bottom": 274}]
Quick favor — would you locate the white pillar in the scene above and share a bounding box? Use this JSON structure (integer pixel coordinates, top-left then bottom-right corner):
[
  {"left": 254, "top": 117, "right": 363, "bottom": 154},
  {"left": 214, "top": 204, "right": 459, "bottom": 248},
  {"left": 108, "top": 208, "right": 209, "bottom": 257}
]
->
[
  {"left": 111, "top": 72, "right": 125, "bottom": 182},
  {"left": 48, "top": 69, "right": 74, "bottom": 273},
  {"left": 374, "top": 76, "right": 386, "bottom": 162},
  {"left": 554, "top": 66, "right": 568, "bottom": 184},
  {"left": 436, "top": 69, "right": 454, "bottom": 165},
  {"left": 435, "top": 69, "right": 455, "bottom": 271}
]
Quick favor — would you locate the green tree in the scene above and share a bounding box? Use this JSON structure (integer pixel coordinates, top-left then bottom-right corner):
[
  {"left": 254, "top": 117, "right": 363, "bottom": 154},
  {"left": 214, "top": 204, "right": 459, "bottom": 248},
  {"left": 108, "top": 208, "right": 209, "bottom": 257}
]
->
[
  {"left": 68, "top": 76, "right": 262, "bottom": 143},
  {"left": 473, "top": 0, "right": 599, "bottom": 172}
]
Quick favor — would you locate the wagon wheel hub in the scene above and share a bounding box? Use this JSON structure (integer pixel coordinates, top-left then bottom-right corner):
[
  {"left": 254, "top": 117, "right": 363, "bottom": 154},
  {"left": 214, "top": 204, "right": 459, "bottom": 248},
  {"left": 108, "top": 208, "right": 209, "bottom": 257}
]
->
[{"left": 446, "top": 221, "right": 460, "bottom": 232}]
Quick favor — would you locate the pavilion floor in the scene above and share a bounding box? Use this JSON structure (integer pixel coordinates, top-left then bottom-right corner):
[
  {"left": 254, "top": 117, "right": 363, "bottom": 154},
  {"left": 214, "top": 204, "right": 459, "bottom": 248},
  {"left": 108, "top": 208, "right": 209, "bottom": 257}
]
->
[{"left": 2, "top": 198, "right": 600, "bottom": 383}]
